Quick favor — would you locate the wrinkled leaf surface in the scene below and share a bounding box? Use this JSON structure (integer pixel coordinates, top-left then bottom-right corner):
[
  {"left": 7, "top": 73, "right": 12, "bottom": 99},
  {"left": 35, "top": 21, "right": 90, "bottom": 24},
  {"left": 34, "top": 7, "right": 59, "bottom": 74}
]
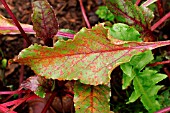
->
[{"left": 109, "top": 23, "right": 142, "bottom": 42}]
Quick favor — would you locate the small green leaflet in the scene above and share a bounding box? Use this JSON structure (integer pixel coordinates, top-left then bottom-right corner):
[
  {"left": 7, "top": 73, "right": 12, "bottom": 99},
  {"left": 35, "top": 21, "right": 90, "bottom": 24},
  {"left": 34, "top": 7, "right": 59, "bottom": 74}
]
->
[
  {"left": 109, "top": 23, "right": 142, "bottom": 42},
  {"left": 95, "top": 6, "right": 115, "bottom": 21}
]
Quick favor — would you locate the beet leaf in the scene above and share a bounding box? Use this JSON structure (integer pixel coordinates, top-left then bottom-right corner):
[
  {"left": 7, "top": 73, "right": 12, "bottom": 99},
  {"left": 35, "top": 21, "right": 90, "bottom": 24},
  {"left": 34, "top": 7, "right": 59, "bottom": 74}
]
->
[
  {"left": 74, "top": 81, "right": 110, "bottom": 113},
  {"left": 31, "top": 0, "right": 58, "bottom": 39},
  {"left": 15, "top": 23, "right": 170, "bottom": 85},
  {"left": 106, "top": 0, "right": 154, "bottom": 39}
]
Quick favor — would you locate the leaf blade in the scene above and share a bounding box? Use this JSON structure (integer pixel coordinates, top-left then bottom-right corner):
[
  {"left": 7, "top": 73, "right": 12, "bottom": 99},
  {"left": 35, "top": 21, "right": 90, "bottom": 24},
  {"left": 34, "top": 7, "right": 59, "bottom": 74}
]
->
[
  {"left": 32, "top": 0, "right": 58, "bottom": 39},
  {"left": 15, "top": 24, "right": 170, "bottom": 85},
  {"left": 74, "top": 81, "right": 110, "bottom": 113},
  {"left": 127, "top": 69, "right": 167, "bottom": 112}
]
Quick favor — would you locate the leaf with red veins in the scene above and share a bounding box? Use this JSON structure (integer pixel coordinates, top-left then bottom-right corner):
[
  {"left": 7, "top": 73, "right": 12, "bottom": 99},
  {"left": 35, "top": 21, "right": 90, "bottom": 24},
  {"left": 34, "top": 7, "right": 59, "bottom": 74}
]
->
[
  {"left": 106, "top": 0, "right": 154, "bottom": 34},
  {"left": 32, "top": 0, "right": 58, "bottom": 39},
  {"left": 15, "top": 24, "right": 170, "bottom": 85},
  {"left": 74, "top": 81, "right": 110, "bottom": 113}
]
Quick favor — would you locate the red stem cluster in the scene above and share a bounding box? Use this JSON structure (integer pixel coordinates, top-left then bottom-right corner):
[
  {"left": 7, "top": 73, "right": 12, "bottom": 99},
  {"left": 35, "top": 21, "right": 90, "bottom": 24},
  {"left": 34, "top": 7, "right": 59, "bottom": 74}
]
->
[{"left": 0, "top": 93, "right": 38, "bottom": 112}]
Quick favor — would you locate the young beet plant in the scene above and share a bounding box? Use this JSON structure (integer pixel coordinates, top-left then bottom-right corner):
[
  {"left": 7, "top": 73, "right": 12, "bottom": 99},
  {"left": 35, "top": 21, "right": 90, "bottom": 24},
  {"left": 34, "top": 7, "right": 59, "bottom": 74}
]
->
[{"left": 0, "top": 0, "right": 170, "bottom": 113}]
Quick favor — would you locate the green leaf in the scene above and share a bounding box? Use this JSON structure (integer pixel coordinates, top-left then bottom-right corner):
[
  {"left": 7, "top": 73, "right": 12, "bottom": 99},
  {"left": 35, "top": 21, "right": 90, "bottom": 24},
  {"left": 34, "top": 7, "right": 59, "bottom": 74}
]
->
[
  {"left": 106, "top": 0, "right": 154, "bottom": 33},
  {"left": 74, "top": 81, "right": 110, "bottom": 113},
  {"left": 126, "top": 89, "right": 141, "bottom": 103},
  {"left": 35, "top": 86, "right": 46, "bottom": 98},
  {"left": 95, "top": 6, "right": 114, "bottom": 21},
  {"left": 129, "top": 50, "right": 154, "bottom": 71},
  {"left": 127, "top": 69, "right": 167, "bottom": 112},
  {"left": 137, "top": 69, "right": 167, "bottom": 87},
  {"left": 140, "top": 85, "right": 164, "bottom": 112},
  {"left": 121, "top": 50, "right": 153, "bottom": 89},
  {"left": 122, "top": 73, "right": 135, "bottom": 89},
  {"left": 121, "top": 63, "right": 133, "bottom": 76},
  {"left": 32, "top": 0, "right": 58, "bottom": 39},
  {"left": 109, "top": 23, "right": 142, "bottom": 42},
  {"left": 15, "top": 24, "right": 170, "bottom": 85},
  {"left": 121, "top": 49, "right": 167, "bottom": 112},
  {"left": 121, "top": 50, "right": 154, "bottom": 73},
  {"left": 0, "top": 14, "right": 34, "bottom": 35}
]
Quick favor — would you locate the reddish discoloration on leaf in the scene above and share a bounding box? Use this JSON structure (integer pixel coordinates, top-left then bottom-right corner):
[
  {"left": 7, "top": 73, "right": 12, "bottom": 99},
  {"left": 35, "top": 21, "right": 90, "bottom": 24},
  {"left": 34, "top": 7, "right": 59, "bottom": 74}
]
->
[
  {"left": 15, "top": 24, "right": 170, "bottom": 85},
  {"left": 74, "top": 82, "right": 110, "bottom": 112}
]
